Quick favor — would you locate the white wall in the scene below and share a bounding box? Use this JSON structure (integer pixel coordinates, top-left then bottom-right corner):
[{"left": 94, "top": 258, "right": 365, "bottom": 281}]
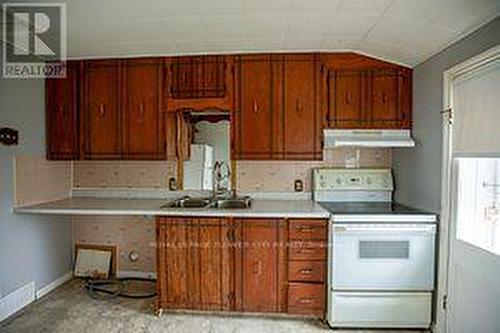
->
[
  {"left": 393, "top": 17, "right": 500, "bottom": 212},
  {"left": 0, "top": 53, "right": 73, "bottom": 299}
]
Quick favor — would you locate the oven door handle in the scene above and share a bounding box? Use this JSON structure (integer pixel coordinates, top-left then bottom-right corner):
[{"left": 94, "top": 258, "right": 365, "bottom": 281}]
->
[{"left": 333, "top": 224, "right": 436, "bottom": 234}]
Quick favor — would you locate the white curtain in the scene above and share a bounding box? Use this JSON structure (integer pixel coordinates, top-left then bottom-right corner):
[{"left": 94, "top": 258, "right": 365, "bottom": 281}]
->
[{"left": 452, "top": 58, "right": 500, "bottom": 156}]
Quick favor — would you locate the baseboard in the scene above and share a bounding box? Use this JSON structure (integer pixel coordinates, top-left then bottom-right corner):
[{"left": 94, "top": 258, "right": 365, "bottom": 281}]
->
[
  {"left": 0, "top": 281, "right": 35, "bottom": 323},
  {"left": 36, "top": 271, "right": 73, "bottom": 300},
  {"left": 116, "top": 271, "right": 156, "bottom": 279}
]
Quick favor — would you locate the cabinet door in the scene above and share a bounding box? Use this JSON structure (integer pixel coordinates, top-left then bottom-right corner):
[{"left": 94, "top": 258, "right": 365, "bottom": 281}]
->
[
  {"left": 281, "top": 54, "right": 321, "bottom": 160},
  {"left": 46, "top": 61, "right": 79, "bottom": 160},
  {"left": 81, "top": 60, "right": 121, "bottom": 159},
  {"left": 122, "top": 58, "right": 165, "bottom": 159},
  {"left": 234, "top": 218, "right": 287, "bottom": 313},
  {"left": 233, "top": 55, "right": 274, "bottom": 159},
  {"left": 329, "top": 70, "right": 364, "bottom": 128},
  {"left": 158, "top": 217, "right": 191, "bottom": 308},
  {"left": 170, "top": 55, "right": 226, "bottom": 99},
  {"left": 156, "top": 217, "right": 231, "bottom": 311},
  {"left": 193, "top": 218, "right": 232, "bottom": 310},
  {"left": 398, "top": 70, "right": 412, "bottom": 129},
  {"left": 368, "top": 69, "right": 399, "bottom": 127}
]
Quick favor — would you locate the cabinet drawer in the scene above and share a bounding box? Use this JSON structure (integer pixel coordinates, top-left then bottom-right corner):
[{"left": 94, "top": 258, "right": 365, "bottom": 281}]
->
[
  {"left": 289, "top": 241, "right": 327, "bottom": 261},
  {"left": 288, "top": 261, "right": 325, "bottom": 282},
  {"left": 288, "top": 283, "right": 325, "bottom": 316},
  {"left": 289, "top": 219, "right": 327, "bottom": 240}
]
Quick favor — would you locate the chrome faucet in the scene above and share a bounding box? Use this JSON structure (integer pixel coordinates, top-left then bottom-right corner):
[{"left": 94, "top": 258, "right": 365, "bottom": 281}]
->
[{"left": 213, "top": 161, "right": 231, "bottom": 198}]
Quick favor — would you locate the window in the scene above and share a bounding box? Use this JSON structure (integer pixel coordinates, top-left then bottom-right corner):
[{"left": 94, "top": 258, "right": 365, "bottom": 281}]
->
[{"left": 456, "top": 158, "right": 500, "bottom": 255}]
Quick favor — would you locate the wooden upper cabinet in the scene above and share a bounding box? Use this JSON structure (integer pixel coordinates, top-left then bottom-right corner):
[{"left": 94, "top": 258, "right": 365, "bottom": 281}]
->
[
  {"left": 156, "top": 217, "right": 232, "bottom": 311},
  {"left": 233, "top": 55, "right": 274, "bottom": 159},
  {"left": 81, "top": 60, "right": 121, "bottom": 159},
  {"left": 165, "top": 55, "right": 235, "bottom": 112},
  {"left": 368, "top": 69, "right": 399, "bottom": 126},
  {"left": 122, "top": 58, "right": 165, "bottom": 159},
  {"left": 170, "top": 56, "right": 226, "bottom": 99},
  {"left": 321, "top": 52, "right": 412, "bottom": 129},
  {"left": 233, "top": 54, "right": 322, "bottom": 161},
  {"left": 399, "top": 70, "right": 412, "bottom": 128},
  {"left": 234, "top": 218, "right": 287, "bottom": 313},
  {"left": 280, "top": 54, "right": 321, "bottom": 160},
  {"left": 328, "top": 70, "right": 365, "bottom": 128},
  {"left": 46, "top": 61, "right": 79, "bottom": 160},
  {"left": 46, "top": 52, "right": 411, "bottom": 161},
  {"left": 366, "top": 68, "right": 412, "bottom": 128}
]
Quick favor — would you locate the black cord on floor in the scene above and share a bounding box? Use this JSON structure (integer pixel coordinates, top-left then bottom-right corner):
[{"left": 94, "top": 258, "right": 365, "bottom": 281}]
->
[{"left": 84, "top": 277, "right": 157, "bottom": 299}]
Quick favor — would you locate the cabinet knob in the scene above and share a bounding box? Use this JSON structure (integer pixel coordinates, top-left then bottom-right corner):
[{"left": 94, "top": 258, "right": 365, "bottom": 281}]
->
[
  {"left": 253, "top": 260, "right": 262, "bottom": 275},
  {"left": 98, "top": 104, "right": 105, "bottom": 117},
  {"left": 253, "top": 100, "right": 258, "bottom": 113},
  {"left": 295, "top": 100, "right": 301, "bottom": 113},
  {"left": 138, "top": 102, "right": 145, "bottom": 120}
]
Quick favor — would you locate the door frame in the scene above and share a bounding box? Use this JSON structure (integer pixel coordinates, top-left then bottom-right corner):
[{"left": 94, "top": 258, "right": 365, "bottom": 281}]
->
[{"left": 435, "top": 44, "right": 500, "bottom": 333}]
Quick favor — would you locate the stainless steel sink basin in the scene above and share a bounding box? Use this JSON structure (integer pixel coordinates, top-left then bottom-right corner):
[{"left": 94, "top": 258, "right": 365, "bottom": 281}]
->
[
  {"left": 160, "top": 196, "right": 212, "bottom": 209},
  {"left": 209, "top": 196, "right": 252, "bottom": 209},
  {"left": 160, "top": 195, "right": 252, "bottom": 210}
]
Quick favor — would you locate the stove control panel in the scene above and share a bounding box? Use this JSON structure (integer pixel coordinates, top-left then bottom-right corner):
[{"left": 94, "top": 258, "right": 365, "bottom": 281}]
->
[{"left": 313, "top": 168, "right": 393, "bottom": 191}]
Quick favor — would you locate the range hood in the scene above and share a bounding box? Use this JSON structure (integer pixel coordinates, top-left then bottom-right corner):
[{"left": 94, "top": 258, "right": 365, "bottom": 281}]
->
[{"left": 323, "top": 129, "right": 415, "bottom": 148}]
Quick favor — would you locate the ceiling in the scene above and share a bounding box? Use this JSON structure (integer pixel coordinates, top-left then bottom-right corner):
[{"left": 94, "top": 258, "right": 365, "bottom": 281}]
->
[{"left": 7, "top": 0, "right": 500, "bottom": 66}]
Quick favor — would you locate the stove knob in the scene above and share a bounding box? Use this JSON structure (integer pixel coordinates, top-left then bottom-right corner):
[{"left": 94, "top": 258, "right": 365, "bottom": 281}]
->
[
  {"left": 366, "top": 177, "right": 373, "bottom": 185},
  {"left": 320, "top": 181, "right": 327, "bottom": 188},
  {"left": 383, "top": 177, "right": 390, "bottom": 188},
  {"left": 335, "top": 178, "right": 342, "bottom": 186}
]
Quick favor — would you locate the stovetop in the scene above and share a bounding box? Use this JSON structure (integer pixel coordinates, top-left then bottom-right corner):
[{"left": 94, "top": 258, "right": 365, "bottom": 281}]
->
[{"left": 318, "top": 201, "right": 430, "bottom": 215}]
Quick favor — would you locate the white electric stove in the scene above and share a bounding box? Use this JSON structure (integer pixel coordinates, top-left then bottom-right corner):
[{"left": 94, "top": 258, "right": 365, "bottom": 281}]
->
[{"left": 313, "top": 168, "right": 437, "bottom": 329}]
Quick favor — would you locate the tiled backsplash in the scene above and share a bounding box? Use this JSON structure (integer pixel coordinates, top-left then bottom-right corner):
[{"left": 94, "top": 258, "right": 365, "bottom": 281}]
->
[
  {"left": 73, "top": 160, "right": 177, "bottom": 188},
  {"left": 73, "top": 148, "right": 390, "bottom": 192},
  {"left": 237, "top": 148, "right": 391, "bottom": 192},
  {"left": 14, "top": 155, "right": 71, "bottom": 206}
]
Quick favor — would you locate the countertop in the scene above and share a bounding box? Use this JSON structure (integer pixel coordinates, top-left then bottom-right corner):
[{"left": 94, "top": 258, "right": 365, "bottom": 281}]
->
[{"left": 13, "top": 197, "right": 330, "bottom": 219}]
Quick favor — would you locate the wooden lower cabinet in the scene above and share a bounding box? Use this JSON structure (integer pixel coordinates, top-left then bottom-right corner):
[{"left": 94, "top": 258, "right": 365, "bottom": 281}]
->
[
  {"left": 156, "top": 216, "right": 327, "bottom": 319},
  {"left": 287, "top": 219, "right": 327, "bottom": 317},
  {"left": 287, "top": 283, "right": 325, "bottom": 316},
  {"left": 234, "top": 218, "right": 287, "bottom": 313},
  {"left": 156, "top": 217, "right": 232, "bottom": 311}
]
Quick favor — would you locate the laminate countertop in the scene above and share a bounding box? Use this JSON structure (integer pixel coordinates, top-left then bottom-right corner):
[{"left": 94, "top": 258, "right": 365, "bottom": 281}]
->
[{"left": 13, "top": 197, "right": 330, "bottom": 219}]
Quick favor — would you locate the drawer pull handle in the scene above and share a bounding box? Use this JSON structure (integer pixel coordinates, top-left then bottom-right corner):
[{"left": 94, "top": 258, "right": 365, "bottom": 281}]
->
[
  {"left": 297, "top": 226, "right": 316, "bottom": 232},
  {"left": 299, "top": 268, "right": 313, "bottom": 275},
  {"left": 298, "top": 298, "right": 314, "bottom": 304},
  {"left": 297, "top": 248, "right": 316, "bottom": 253}
]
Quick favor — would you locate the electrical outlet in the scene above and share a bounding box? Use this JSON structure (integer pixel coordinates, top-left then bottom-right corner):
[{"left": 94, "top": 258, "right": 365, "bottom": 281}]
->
[
  {"left": 294, "top": 179, "right": 304, "bottom": 192},
  {"left": 168, "top": 177, "right": 177, "bottom": 191}
]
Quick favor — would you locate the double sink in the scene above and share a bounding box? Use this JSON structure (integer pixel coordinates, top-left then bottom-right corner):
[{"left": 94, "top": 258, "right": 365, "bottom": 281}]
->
[{"left": 160, "top": 195, "right": 252, "bottom": 210}]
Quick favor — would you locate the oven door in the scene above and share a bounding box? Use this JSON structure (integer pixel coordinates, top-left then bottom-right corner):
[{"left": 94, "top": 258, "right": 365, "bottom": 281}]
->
[{"left": 331, "top": 223, "right": 436, "bottom": 290}]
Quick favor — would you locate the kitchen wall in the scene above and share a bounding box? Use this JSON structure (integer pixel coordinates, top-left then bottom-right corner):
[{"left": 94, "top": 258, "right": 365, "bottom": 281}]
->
[
  {"left": 72, "top": 147, "right": 391, "bottom": 273},
  {"left": 393, "top": 16, "right": 500, "bottom": 213},
  {"left": 0, "top": 62, "right": 73, "bottom": 300},
  {"left": 74, "top": 160, "right": 176, "bottom": 188},
  {"left": 236, "top": 148, "right": 391, "bottom": 193},
  {"left": 74, "top": 148, "right": 390, "bottom": 192},
  {"left": 72, "top": 215, "right": 156, "bottom": 275},
  {"left": 14, "top": 155, "right": 72, "bottom": 206}
]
